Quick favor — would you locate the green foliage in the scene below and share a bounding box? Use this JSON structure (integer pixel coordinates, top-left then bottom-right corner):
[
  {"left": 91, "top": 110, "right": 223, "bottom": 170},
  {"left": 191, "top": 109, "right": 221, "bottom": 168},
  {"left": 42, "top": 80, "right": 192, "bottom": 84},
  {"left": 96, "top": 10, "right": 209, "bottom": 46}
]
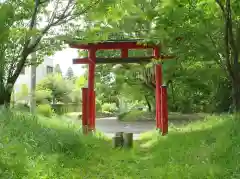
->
[
  {"left": 75, "top": 75, "right": 86, "bottom": 89},
  {"left": 96, "top": 98, "right": 102, "bottom": 112},
  {"left": 37, "top": 74, "right": 72, "bottom": 103},
  {"left": 0, "top": 0, "right": 103, "bottom": 105},
  {"left": 101, "top": 103, "right": 118, "bottom": 113},
  {"left": 76, "top": 0, "right": 240, "bottom": 113},
  {"left": 35, "top": 89, "right": 52, "bottom": 104},
  {"left": 68, "top": 75, "right": 87, "bottom": 104},
  {"left": 36, "top": 74, "right": 87, "bottom": 110},
  {"left": 52, "top": 103, "right": 81, "bottom": 115},
  {"left": 15, "top": 84, "right": 29, "bottom": 103},
  {"left": 36, "top": 104, "right": 53, "bottom": 117}
]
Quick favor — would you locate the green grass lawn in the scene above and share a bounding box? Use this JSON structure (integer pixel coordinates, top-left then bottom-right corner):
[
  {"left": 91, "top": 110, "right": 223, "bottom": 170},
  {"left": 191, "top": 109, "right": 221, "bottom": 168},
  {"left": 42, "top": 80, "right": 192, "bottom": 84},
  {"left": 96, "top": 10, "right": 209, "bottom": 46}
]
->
[{"left": 0, "top": 110, "right": 239, "bottom": 178}]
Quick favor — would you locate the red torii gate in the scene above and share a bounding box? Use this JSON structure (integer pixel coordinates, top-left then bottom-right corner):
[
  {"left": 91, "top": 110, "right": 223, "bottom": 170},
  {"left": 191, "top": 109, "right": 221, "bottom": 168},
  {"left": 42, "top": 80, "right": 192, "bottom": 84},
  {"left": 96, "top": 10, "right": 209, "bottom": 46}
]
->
[{"left": 69, "top": 40, "right": 175, "bottom": 136}]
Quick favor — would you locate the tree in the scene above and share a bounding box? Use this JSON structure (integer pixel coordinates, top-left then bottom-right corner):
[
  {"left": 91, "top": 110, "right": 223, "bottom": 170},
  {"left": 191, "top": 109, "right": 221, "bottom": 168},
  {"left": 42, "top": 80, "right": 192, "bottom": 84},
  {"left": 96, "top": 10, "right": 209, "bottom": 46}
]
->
[
  {"left": 75, "top": 0, "right": 240, "bottom": 113},
  {"left": 65, "top": 66, "right": 75, "bottom": 80},
  {"left": 0, "top": 0, "right": 102, "bottom": 106},
  {"left": 37, "top": 74, "right": 72, "bottom": 103},
  {"left": 214, "top": 0, "right": 240, "bottom": 112},
  {"left": 54, "top": 64, "right": 62, "bottom": 76}
]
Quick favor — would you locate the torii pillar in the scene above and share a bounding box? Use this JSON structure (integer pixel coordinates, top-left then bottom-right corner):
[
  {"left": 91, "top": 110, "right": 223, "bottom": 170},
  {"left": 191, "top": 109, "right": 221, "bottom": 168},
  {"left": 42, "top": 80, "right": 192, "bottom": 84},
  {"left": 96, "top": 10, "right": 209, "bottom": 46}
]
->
[{"left": 87, "top": 48, "right": 96, "bottom": 132}]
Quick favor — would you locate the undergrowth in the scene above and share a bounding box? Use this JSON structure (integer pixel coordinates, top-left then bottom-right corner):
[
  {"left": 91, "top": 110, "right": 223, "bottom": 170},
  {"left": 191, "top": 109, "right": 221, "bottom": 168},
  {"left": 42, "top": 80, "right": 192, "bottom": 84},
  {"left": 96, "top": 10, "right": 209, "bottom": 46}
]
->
[{"left": 0, "top": 110, "right": 239, "bottom": 178}]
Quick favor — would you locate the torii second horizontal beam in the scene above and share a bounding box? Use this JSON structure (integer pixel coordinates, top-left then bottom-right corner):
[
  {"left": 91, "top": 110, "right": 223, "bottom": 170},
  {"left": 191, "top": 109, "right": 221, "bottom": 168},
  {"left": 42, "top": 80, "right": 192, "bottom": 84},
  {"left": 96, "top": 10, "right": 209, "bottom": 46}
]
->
[{"left": 73, "top": 56, "right": 175, "bottom": 64}]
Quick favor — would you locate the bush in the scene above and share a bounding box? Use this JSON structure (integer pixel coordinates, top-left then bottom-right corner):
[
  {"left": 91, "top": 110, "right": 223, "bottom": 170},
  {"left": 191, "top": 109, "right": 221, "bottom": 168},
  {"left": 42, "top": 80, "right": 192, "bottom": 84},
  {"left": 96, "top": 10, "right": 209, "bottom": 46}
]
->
[
  {"left": 101, "top": 103, "right": 118, "bottom": 113},
  {"left": 35, "top": 90, "right": 52, "bottom": 104},
  {"left": 37, "top": 74, "right": 73, "bottom": 103},
  {"left": 36, "top": 104, "right": 53, "bottom": 117}
]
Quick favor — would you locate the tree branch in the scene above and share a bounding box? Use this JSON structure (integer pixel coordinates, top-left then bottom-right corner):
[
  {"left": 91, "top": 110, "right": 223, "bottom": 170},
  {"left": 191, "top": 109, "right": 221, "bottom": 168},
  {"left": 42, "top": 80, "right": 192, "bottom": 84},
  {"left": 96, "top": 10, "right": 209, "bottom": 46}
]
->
[
  {"left": 30, "top": 0, "right": 101, "bottom": 51},
  {"left": 206, "top": 33, "right": 227, "bottom": 72},
  {"left": 30, "top": 0, "right": 40, "bottom": 29},
  {"left": 215, "top": 0, "right": 225, "bottom": 14},
  {"left": 22, "top": 0, "right": 41, "bottom": 52}
]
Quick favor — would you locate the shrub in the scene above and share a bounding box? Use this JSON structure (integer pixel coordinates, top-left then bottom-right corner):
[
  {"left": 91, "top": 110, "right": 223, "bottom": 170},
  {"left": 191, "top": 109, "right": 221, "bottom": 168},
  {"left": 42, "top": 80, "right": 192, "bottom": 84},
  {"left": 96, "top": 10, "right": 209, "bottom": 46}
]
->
[
  {"left": 35, "top": 90, "right": 52, "bottom": 104},
  {"left": 101, "top": 103, "right": 118, "bottom": 113},
  {"left": 37, "top": 74, "right": 73, "bottom": 103},
  {"left": 36, "top": 104, "right": 53, "bottom": 117}
]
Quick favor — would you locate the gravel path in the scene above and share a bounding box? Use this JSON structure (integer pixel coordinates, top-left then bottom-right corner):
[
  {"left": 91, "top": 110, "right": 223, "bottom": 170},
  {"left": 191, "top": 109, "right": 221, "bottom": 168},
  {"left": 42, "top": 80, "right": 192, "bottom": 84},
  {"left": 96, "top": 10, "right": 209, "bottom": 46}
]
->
[{"left": 96, "top": 117, "right": 156, "bottom": 140}]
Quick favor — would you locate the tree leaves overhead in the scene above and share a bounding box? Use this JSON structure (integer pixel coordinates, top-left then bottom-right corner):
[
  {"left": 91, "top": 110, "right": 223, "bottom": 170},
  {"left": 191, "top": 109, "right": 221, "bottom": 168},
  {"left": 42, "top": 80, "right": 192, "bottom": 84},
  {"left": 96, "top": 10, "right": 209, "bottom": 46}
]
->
[
  {"left": 0, "top": 0, "right": 103, "bottom": 105},
  {"left": 77, "top": 0, "right": 240, "bottom": 112}
]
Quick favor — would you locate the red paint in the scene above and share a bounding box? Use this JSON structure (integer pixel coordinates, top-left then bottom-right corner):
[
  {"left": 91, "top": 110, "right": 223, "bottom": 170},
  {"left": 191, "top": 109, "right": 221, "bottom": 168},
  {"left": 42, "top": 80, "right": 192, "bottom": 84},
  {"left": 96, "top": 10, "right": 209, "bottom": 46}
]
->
[
  {"left": 161, "top": 86, "right": 168, "bottom": 135},
  {"left": 87, "top": 48, "right": 96, "bottom": 131},
  {"left": 154, "top": 47, "right": 162, "bottom": 130},
  {"left": 88, "top": 90, "right": 95, "bottom": 130},
  {"left": 82, "top": 88, "right": 88, "bottom": 134},
  {"left": 121, "top": 49, "right": 128, "bottom": 58},
  {"left": 70, "top": 41, "right": 155, "bottom": 50},
  {"left": 155, "top": 65, "right": 162, "bottom": 130},
  {"left": 92, "top": 91, "right": 96, "bottom": 130}
]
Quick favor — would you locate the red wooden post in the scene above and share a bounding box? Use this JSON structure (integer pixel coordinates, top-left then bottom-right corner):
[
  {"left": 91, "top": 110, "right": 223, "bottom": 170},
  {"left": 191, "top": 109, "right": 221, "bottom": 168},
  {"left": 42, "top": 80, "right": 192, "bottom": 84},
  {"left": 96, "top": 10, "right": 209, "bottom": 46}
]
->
[
  {"left": 88, "top": 48, "right": 96, "bottom": 132},
  {"left": 155, "top": 65, "right": 162, "bottom": 130},
  {"left": 161, "top": 85, "right": 168, "bottom": 135},
  {"left": 82, "top": 88, "right": 88, "bottom": 134},
  {"left": 154, "top": 47, "right": 162, "bottom": 130},
  {"left": 92, "top": 90, "right": 96, "bottom": 130},
  {"left": 121, "top": 48, "right": 128, "bottom": 58}
]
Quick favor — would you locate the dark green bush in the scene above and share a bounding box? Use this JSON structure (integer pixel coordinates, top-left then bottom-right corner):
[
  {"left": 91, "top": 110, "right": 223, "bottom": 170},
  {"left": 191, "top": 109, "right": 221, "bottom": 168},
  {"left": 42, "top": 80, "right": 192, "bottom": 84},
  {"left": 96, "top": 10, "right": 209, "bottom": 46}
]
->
[{"left": 101, "top": 103, "right": 118, "bottom": 113}]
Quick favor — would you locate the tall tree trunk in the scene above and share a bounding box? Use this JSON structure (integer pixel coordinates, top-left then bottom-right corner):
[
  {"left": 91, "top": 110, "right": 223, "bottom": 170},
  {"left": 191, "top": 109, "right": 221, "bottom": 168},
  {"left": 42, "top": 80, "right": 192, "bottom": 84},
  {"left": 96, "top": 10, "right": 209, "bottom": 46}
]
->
[
  {"left": 144, "top": 95, "right": 152, "bottom": 112},
  {"left": 0, "top": 89, "right": 12, "bottom": 107}
]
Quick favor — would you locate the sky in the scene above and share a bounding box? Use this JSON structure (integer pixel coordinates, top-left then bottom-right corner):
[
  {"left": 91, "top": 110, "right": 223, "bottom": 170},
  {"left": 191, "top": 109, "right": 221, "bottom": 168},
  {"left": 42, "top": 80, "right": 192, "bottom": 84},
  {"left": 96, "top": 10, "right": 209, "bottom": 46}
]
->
[{"left": 51, "top": 48, "right": 86, "bottom": 76}]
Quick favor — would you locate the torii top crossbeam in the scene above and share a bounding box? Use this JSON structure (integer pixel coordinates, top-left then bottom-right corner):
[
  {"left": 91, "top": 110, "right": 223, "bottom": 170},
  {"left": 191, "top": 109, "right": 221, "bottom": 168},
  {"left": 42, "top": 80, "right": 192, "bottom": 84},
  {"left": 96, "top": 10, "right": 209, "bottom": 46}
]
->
[
  {"left": 69, "top": 39, "right": 175, "bottom": 64},
  {"left": 70, "top": 39, "right": 156, "bottom": 50}
]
